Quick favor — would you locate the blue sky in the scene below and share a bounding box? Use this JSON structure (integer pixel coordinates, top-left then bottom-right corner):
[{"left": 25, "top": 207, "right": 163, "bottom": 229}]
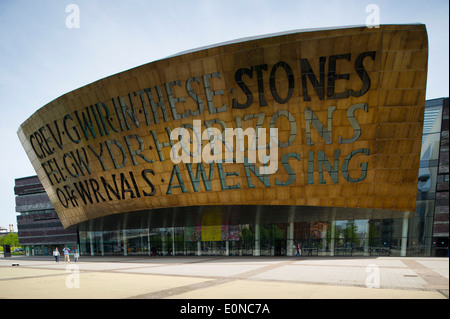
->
[{"left": 0, "top": 0, "right": 448, "bottom": 229}]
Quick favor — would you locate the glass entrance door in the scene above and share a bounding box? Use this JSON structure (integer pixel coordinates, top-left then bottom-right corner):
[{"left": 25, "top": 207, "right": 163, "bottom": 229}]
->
[
  {"left": 333, "top": 220, "right": 370, "bottom": 256},
  {"left": 351, "top": 220, "right": 369, "bottom": 256}
]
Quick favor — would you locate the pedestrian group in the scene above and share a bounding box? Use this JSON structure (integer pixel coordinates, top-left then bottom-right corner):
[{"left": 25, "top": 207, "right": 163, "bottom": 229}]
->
[{"left": 53, "top": 247, "right": 79, "bottom": 263}]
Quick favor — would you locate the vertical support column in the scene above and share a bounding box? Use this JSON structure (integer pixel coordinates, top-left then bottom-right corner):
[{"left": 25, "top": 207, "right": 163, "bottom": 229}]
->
[
  {"left": 197, "top": 241, "right": 202, "bottom": 256},
  {"left": 287, "top": 222, "right": 294, "bottom": 256},
  {"left": 117, "top": 230, "right": 121, "bottom": 256},
  {"left": 401, "top": 212, "right": 409, "bottom": 257},
  {"left": 254, "top": 224, "right": 260, "bottom": 256},
  {"left": 89, "top": 231, "right": 95, "bottom": 256},
  {"left": 225, "top": 240, "right": 229, "bottom": 256},
  {"left": 330, "top": 221, "right": 335, "bottom": 256},
  {"left": 162, "top": 230, "right": 167, "bottom": 256},
  {"left": 424, "top": 218, "right": 433, "bottom": 256},
  {"left": 140, "top": 232, "right": 145, "bottom": 255},
  {"left": 148, "top": 230, "right": 151, "bottom": 256},
  {"left": 287, "top": 207, "right": 295, "bottom": 256},
  {"left": 123, "top": 230, "right": 127, "bottom": 256},
  {"left": 172, "top": 228, "right": 176, "bottom": 256},
  {"left": 100, "top": 231, "right": 104, "bottom": 256},
  {"left": 253, "top": 207, "right": 261, "bottom": 256},
  {"left": 363, "top": 220, "right": 370, "bottom": 256},
  {"left": 321, "top": 224, "right": 327, "bottom": 255}
]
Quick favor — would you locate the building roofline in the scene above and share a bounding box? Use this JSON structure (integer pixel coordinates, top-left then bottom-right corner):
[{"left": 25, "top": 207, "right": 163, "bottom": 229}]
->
[{"left": 166, "top": 23, "right": 425, "bottom": 59}]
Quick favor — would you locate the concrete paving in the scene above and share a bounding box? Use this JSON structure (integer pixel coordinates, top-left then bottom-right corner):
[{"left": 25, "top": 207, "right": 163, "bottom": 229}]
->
[{"left": 0, "top": 255, "right": 448, "bottom": 300}]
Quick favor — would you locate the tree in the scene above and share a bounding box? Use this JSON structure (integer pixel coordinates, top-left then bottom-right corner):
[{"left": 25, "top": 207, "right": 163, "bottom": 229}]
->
[
  {"left": 241, "top": 228, "right": 253, "bottom": 241},
  {"left": 0, "top": 233, "right": 19, "bottom": 247}
]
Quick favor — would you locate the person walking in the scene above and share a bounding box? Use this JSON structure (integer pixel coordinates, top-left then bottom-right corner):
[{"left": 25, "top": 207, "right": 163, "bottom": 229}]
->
[
  {"left": 53, "top": 247, "right": 60, "bottom": 262},
  {"left": 74, "top": 250, "right": 79, "bottom": 263},
  {"left": 63, "top": 246, "right": 70, "bottom": 263},
  {"left": 296, "top": 244, "right": 302, "bottom": 256}
]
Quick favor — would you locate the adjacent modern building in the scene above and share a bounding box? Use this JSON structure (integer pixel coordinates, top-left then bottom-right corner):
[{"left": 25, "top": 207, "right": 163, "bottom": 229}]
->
[
  {"left": 15, "top": 176, "right": 78, "bottom": 255},
  {"left": 15, "top": 24, "right": 448, "bottom": 257},
  {"left": 416, "top": 97, "right": 449, "bottom": 256}
]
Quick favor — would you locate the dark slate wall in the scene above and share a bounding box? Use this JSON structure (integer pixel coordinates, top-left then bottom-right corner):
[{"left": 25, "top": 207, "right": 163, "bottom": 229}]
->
[{"left": 15, "top": 176, "right": 78, "bottom": 246}]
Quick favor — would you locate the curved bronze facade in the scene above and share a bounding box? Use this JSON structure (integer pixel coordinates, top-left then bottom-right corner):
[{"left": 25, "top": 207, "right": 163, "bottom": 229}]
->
[{"left": 18, "top": 24, "right": 428, "bottom": 229}]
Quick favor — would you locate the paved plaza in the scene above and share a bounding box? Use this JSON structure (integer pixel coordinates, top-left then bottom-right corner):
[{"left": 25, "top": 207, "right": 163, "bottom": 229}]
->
[{"left": 0, "top": 255, "right": 448, "bottom": 300}]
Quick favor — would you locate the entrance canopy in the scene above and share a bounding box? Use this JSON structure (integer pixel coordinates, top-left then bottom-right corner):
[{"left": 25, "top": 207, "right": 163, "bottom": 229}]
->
[{"left": 74, "top": 205, "right": 412, "bottom": 232}]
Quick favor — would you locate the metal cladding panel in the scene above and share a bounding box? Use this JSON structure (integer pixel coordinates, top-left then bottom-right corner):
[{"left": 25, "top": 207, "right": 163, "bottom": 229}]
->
[{"left": 18, "top": 25, "right": 428, "bottom": 228}]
